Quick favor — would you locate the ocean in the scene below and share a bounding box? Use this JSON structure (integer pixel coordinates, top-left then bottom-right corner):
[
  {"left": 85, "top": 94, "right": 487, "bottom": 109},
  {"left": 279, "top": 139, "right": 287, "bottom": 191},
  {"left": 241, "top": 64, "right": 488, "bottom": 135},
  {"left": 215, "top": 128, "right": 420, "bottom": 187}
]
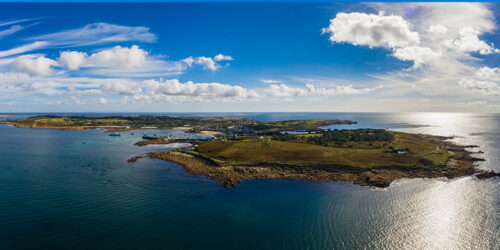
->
[{"left": 0, "top": 112, "right": 498, "bottom": 249}]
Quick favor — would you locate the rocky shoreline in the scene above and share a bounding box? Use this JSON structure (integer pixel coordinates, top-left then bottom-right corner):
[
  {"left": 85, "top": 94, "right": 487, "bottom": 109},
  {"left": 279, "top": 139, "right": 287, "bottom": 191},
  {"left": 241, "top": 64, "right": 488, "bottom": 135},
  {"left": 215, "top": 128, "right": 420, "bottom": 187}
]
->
[{"left": 140, "top": 144, "right": 499, "bottom": 188}]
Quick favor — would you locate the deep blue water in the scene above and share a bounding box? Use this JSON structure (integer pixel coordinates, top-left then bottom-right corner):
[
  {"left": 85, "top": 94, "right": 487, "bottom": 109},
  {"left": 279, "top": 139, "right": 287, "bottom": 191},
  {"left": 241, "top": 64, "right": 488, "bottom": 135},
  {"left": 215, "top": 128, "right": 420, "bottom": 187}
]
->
[{"left": 0, "top": 113, "right": 498, "bottom": 249}]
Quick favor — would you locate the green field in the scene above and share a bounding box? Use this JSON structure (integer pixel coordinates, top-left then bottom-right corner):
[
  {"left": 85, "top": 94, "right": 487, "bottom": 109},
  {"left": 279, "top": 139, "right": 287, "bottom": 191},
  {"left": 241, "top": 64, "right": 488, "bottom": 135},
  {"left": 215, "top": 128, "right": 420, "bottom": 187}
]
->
[{"left": 189, "top": 131, "right": 450, "bottom": 169}]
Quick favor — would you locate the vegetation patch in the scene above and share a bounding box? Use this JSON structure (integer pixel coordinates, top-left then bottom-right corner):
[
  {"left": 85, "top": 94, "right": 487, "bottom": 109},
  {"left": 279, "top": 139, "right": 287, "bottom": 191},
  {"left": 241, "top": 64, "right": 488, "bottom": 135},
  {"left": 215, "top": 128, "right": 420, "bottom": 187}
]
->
[
  {"left": 193, "top": 131, "right": 449, "bottom": 168},
  {"left": 134, "top": 138, "right": 173, "bottom": 146},
  {"left": 144, "top": 130, "right": 497, "bottom": 188}
]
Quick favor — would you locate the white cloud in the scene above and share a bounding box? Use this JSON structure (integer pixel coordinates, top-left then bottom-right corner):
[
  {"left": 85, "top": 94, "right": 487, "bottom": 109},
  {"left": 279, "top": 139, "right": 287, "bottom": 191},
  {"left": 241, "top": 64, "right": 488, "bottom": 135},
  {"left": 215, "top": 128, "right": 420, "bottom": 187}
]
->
[
  {"left": 445, "top": 27, "right": 499, "bottom": 55},
  {"left": 259, "top": 79, "right": 282, "bottom": 84},
  {"left": 183, "top": 54, "right": 234, "bottom": 71},
  {"left": 306, "top": 83, "right": 378, "bottom": 95},
  {"left": 9, "top": 55, "right": 59, "bottom": 76},
  {"left": 428, "top": 24, "right": 447, "bottom": 34},
  {"left": 213, "top": 54, "right": 233, "bottom": 62},
  {"left": 322, "top": 11, "right": 420, "bottom": 48},
  {"left": 459, "top": 67, "right": 500, "bottom": 96},
  {"left": 459, "top": 78, "right": 500, "bottom": 95},
  {"left": 140, "top": 79, "right": 259, "bottom": 102},
  {"left": 264, "top": 84, "right": 308, "bottom": 97},
  {"left": 326, "top": 2, "right": 500, "bottom": 107},
  {"left": 0, "top": 41, "right": 48, "bottom": 58},
  {"left": 324, "top": 3, "right": 499, "bottom": 73},
  {"left": 68, "top": 87, "right": 102, "bottom": 97},
  {"left": 0, "top": 18, "right": 41, "bottom": 27},
  {"left": 0, "top": 18, "right": 41, "bottom": 39},
  {"left": 193, "top": 56, "right": 219, "bottom": 71},
  {"left": 28, "top": 23, "right": 157, "bottom": 47},
  {"left": 100, "top": 81, "right": 142, "bottom": 95},
  {"left": 58, "top": 51, "right": 88, "bottom": 70},
  {"left": 182, "top": 57, "right": 194, "bottom": 67},
  {"left": 0, "top": 25, "right": 23, "bottom": 39},
  {"left": 475, "top": 66, "right": 500, "bottom": 80},
  {"left": 392, "top": 46, "right": 441, "bottom": 69},
  {"left": 55, "top": 45, "right": 186, "bottom": 77},
  {"left": 88, "top": 45, "right": 148, "bottom": 69},
  {"left": 264, "top": 83, "right": 377, "bottom": 97}
]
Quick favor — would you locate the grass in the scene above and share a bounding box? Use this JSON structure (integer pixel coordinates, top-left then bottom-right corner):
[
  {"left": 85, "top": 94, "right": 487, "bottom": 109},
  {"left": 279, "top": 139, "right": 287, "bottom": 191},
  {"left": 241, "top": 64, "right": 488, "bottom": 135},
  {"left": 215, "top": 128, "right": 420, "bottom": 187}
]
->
[{"left": 192, "top": 132, "right": 450, "bottom": 169}]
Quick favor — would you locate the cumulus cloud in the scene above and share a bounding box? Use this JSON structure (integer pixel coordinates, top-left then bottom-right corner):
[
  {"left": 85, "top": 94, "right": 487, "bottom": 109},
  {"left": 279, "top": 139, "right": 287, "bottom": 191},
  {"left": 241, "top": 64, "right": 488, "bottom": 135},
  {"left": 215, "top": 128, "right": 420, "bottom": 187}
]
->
[
  {"left": 392, "top": 46, "right": 440, "bottom": 69},
  {"left": 322, "top": 11, "right": 420, "bottom": 48},
  {"left": 445, "top": 27, "right": 499, "bottom": 55},
  {"left": 475, "top": 66, "right": 500, "bottom": 80},
  {"left": 54, "top": 45, "right": 187, "bottom": 77},
  {"left": 9, "top": 55, "right": 59, "bottom": 76},
  {"left": 213, "top": 54, "right": 233, "bottom": 62},
  {"left": 28, "top": 23, "right": 157, "bottom": 47},
  {"left": 183, "top": 54, "right": 234, "bottom": 71},
  {"left": 58, "top": 51, "right": 88, "bottom": 70},
  {"left": 323, "top": 3, "right": 499, "bottom": 71},
  {"left": 88, "top": 45, "right": 148, "bottom": 69},
  {"left": 141, "top": 79, "right": 259, "bottom": 102},
  {"left": 192, "top": 56, "right": 219, "bottom": 71}
]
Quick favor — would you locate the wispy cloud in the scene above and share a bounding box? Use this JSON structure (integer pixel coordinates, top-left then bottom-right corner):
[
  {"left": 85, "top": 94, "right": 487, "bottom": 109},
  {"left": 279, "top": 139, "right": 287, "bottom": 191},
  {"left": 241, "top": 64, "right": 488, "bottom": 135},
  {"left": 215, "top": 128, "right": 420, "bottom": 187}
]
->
[
  {"left": 264, "top": 83, "right": 378, "bottom": 98},
  {"left": 0, "top": 18, "right": 42, "bottom": 39},
  {"left": 259, "top": 79, "right": 282, "bottom": 84},
  {"left": 0, "top": 25, "right": 24, "bottom": 39},
  {"left": 27, "top": 23, "right": 157, "bottom": 47},
  {"left": 0, "top": 41, "right": 48, "bottom": 58},
  {"left": 0, "top": 18, "right": 42, "bottom": 27}
]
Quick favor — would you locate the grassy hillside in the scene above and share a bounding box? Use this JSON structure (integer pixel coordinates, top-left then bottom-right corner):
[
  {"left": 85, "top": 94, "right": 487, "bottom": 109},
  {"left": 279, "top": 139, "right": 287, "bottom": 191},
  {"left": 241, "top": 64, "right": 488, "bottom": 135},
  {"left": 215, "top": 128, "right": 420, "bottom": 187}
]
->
[{"left": 188, "top": 131, "right": 450, "bottom": 169}]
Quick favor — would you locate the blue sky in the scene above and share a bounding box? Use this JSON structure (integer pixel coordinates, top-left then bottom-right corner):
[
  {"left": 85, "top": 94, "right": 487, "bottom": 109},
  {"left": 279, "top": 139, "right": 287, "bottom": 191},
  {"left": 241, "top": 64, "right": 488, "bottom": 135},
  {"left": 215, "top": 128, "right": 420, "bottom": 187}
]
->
[{"left": 0, "top": 2, "right": 499, "bottom": 112}]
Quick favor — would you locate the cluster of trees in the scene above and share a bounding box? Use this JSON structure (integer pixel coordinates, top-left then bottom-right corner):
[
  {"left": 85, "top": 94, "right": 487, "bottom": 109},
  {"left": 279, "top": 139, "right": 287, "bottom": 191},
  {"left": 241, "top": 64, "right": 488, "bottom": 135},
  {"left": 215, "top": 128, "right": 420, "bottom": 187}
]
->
[{"left": 271, "top": 129, "right": 394, "bottom": 146}]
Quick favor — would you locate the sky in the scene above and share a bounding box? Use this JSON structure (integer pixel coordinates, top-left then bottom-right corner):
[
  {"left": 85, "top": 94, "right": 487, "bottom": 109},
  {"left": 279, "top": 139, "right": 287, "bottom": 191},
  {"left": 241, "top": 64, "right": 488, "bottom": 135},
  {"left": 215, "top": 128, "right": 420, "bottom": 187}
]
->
[{"left": 0, "top": 2, "right": 499, "bottom": 113}]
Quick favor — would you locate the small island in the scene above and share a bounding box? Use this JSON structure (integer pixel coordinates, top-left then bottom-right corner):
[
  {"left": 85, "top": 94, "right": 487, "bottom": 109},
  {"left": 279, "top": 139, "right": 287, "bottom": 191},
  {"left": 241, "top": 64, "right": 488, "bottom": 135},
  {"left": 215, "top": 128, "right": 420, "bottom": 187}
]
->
[{"left": 1, "top": 115, "right": 498, "bottom": 188}]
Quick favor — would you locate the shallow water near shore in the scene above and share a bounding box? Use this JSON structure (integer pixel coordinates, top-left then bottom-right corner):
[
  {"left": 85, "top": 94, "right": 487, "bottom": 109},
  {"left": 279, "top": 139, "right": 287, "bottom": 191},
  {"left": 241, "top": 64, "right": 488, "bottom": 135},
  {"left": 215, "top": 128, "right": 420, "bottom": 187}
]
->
[{"left": 0, "top": 112, "right": 498, "bottom": 249}]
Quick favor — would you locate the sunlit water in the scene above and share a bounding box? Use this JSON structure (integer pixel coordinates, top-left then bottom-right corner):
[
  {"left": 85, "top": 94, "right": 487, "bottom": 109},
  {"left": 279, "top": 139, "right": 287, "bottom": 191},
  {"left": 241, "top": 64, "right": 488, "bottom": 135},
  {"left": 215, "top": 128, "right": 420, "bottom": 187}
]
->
[{"left": 0, "top": 113, "right": 498, "bottom": 249}]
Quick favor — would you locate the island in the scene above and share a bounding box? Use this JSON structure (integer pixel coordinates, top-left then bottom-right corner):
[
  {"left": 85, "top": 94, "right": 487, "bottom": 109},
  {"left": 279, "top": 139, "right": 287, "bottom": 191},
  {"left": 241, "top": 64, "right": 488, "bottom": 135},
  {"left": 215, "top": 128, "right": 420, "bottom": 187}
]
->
[
  {"left": 0, "top": 114, "right": 355, "bottom": 134},
  {"left": 1, "top": 115, "right": 498, "bottom": 188}
]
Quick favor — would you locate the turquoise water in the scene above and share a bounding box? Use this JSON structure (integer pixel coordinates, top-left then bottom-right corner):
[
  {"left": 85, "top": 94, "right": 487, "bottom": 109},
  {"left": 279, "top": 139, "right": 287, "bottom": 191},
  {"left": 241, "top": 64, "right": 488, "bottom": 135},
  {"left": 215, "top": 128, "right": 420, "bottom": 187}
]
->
[{"left": 0, "top": 113, "right": 498, "bottom": 249}]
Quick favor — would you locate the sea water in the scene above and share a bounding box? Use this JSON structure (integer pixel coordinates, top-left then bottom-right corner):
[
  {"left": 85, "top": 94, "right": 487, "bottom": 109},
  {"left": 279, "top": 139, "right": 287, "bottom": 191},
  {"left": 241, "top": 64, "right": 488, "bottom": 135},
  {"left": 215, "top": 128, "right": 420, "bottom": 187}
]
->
[{"left": 0, "top": 113, "right": 498, "bottom": 249}]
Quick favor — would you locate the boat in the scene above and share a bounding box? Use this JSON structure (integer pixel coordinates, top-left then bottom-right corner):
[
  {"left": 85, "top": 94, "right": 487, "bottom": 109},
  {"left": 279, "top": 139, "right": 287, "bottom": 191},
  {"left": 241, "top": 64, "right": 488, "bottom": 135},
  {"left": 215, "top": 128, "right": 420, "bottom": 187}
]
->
[
  {"left": 82, "top": 140, "right": 86, "bottom": 144},
  {"left": 142, "top": 135, "right": 159, "bottom": 140},
  {"left": 108, "top": 133, "right": 121, "bottom": 136},
  {"left": 108, "top": 139, "right": 112, "bottom": 142}
]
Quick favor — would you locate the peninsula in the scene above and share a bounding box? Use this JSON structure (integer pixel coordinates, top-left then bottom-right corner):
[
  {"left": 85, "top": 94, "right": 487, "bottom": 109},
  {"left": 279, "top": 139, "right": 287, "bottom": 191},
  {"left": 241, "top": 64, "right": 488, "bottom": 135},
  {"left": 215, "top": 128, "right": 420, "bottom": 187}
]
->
[
  {"left": 147, "top": 130, "right": 497, "bottom": 188},
  {"left": 1, "top": 115, "right": 497, "bottom": 188}
]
